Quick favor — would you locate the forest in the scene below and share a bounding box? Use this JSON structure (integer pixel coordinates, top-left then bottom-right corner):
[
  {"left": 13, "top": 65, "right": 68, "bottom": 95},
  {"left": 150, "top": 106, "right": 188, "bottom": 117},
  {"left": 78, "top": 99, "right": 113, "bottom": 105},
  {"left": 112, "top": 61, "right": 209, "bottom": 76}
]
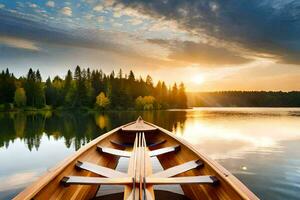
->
[
  {"left": 0, "top": 66, "right": 187, "bottom": 111},
  {"left": 188, "top": 91, "right": 300, "bottom": 107}
]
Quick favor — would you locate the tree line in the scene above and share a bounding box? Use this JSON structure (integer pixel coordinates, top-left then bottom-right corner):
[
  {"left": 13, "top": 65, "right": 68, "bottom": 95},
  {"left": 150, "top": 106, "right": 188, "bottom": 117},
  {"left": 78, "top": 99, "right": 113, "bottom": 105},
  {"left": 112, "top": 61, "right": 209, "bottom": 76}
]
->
[
  {"left": 0, "top": 67, "right": 187, "bottom": 111},
  {"left": 188, "top": 91, "right": 300, "bottom": 107}
]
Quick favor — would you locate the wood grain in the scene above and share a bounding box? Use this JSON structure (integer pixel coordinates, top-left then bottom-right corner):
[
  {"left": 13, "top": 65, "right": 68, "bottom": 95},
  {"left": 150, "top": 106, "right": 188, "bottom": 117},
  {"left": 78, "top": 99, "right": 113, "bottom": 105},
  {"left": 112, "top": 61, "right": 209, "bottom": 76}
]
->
[{"left": 13, "top": 118, "right": 259, "bottom": 200}]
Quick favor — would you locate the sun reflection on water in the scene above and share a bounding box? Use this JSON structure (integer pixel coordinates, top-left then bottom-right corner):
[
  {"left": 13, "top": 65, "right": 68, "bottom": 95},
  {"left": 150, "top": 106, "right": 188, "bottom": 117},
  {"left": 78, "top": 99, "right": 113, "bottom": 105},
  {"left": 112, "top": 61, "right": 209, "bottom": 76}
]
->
[{"left": 172, "top": 109, "right": 300, "bottom": 160}]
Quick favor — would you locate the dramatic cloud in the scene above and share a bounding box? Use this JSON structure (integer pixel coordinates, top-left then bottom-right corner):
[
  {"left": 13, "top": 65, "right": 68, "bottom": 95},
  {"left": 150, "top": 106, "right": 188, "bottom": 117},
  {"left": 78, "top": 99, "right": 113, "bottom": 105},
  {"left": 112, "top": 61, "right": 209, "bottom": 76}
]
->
[
  {"left": 0, "top": 0, "right": 300, "bottom": 91},
  {"left": 115, "top": 0, "right": 300, "bottom": 64},
  {"left": 149, "top": 39, "right": 252, "bottom": 66},
  {"left": 0, "top": 36, "right": 39, "bottom": 51},
  {"left": 0, "top": 10, "right": 175, "bottom": 69}
]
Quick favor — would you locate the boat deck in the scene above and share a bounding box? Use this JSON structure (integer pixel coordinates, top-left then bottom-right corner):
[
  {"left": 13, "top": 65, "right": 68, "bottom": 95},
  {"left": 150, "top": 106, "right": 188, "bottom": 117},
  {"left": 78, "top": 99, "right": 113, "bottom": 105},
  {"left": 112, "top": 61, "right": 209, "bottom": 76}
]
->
[{"left": 14, "top": 117, "right": 259, "bottom": 200}]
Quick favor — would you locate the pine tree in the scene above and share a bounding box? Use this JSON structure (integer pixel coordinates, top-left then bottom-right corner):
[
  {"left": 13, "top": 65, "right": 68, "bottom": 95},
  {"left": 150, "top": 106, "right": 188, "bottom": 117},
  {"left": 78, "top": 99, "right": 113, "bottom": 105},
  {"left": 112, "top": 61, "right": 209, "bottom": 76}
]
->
[
  {"left": 0, "top": 67, "right": 189, "bottom": 110},
  {"left": 128, "top": 70, "right": 135, "bottom": 81},
  {"left": 161, "top": 81, "right": 168, "bottom": 108},
  {"left": 171, "top": 83, "right": 178, "bottom": 107},
  {"left": 65, "top": 70, "right": 73, "bottom": 89},
  {"left": 178, "top": 82, "right": 187, "bottom": 108},
  {"left": 24, "top": 68, "right": 36, "bottom": 106},
  {"left": 36, "top": 70, "right": 42, "bottom": 82},
  {"left": 0, "top": 68, "right": 16, "bottom": 103},
  {"left": 118, "top": 69, "right": 123, "bottom": 79}
]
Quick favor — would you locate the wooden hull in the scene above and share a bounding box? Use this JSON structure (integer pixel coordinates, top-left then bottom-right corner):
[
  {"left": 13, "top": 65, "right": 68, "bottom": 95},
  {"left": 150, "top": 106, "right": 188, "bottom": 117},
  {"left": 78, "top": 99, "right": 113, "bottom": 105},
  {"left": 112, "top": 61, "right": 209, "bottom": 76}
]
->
[{"left": 14, "top": 119, "right": 259, "bottom": 200}]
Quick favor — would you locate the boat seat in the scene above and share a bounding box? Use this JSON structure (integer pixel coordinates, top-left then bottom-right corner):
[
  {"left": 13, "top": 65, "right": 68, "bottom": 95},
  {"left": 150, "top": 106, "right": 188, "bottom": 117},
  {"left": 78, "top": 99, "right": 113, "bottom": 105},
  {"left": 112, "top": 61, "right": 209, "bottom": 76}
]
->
[
  {"left": 110, "top": 139, "right": 166, "bottom": 147},
  {"left": 148, "top": 160, "right": 203, "bottom": 178},
  {"left": 97, "top": 145, "right": 180, "bottom": 158},
  {"left": 146, "top": 175, "right": 218, "bottom": 185},
  {"left": 148, "top": 139, "right": 167, "bottom": 147},
  {"left": 97, "top": 146, "right": 131, "bottom": 157},
  {"left": 61, "top": 131, "right": 218, "bottom": 193},
  {"left": 61, "top": 175, "right": 218, "bottom": 186},
  {"left": 75, "top": 161, "right": 128, "bottom": 178},
  {"left": 92, "top": 190, "right": 191, "bottom": 200},
  {"left": 149, "top": 145, "right": 181, "bottom": 157},
  {"left": 61, "top": 176, "right": 132, "bottom": 186}
]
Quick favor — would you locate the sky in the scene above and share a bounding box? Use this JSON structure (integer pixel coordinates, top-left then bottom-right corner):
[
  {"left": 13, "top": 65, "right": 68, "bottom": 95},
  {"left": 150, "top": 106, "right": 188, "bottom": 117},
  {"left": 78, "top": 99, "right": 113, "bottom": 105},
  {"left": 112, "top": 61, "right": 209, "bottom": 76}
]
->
[{"left": 0, "top": 0, "right": 300, "bottom": 91}]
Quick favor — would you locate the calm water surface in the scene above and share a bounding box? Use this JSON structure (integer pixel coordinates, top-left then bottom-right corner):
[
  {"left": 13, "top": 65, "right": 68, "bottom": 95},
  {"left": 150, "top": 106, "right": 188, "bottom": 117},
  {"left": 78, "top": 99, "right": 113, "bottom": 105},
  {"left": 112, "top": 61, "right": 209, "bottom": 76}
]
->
[{"left": 0, "top": 108, "right": 300, "bottom": 199}]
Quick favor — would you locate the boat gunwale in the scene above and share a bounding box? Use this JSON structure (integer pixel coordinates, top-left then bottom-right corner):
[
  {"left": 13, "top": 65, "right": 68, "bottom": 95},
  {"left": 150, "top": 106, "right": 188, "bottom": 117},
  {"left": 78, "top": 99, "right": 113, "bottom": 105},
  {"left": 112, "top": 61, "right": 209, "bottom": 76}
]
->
[
  {"left": 14, "top": 119, "right": 259, "bottom": 200},
  {"left": 13, "top": 121, "right": 136, "bottom": 200},
  {"left": 145, "top": 121, "right": 259, "bottom": 200}
]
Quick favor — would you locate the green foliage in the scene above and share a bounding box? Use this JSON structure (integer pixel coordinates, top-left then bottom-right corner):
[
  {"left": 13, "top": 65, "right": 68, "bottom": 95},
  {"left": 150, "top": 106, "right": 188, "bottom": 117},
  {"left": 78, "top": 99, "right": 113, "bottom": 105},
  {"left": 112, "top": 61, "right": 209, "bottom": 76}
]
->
[
  {"left": 0, "top": 66, "right": 188, "bottom": 110},
  {"left": 14, "top": 88, "right": 27, "bottom": 107},
  {"left": 135, "top": 96, "right": 156, "bottom": 110},
  {"left": 24, "top": 68, "right": 45, "bottom": 108},
  {"left": 95, "top": 92, "right": 110, "bottom": 110},
  {"left": 0, "top": 103, "right": 14, "bottom": 111},
  {"left": 0, "top": 69, "right": 16, "bottom": 104}
]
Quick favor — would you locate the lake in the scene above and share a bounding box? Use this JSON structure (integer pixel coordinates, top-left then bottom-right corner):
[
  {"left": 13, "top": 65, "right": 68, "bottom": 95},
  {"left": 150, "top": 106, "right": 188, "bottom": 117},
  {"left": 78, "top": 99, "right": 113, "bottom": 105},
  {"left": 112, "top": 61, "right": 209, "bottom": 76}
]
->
[{"left": 0, "top": 108, "right": 300, "bottom": 199}]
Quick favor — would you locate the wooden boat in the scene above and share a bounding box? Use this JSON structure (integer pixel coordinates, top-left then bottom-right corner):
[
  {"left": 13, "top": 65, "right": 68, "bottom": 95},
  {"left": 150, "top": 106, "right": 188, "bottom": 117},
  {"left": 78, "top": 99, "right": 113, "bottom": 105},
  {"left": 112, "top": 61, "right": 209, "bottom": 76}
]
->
[{"left": 14, "top": 117, "right": 259, "bottom": 200}]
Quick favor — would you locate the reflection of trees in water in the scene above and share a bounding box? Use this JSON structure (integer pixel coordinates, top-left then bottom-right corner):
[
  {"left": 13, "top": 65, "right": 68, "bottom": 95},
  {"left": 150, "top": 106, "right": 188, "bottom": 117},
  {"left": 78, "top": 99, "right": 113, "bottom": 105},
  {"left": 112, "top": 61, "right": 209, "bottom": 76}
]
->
[
  {"left": 138, "top": 111, "right": 187, "bottom": 133},
  {"left": 0, "top": 113, "right": 15, "bottom": 148},
  {"left": 0, "top": 110, "right": 187, "bottom": 151},
  {"left": 14, "top": 113, "right": 26, "bottom": 138},
  {"left": 44, "top": 112, "right": 99, "bottom": 150},
  {"left": 0, "top": 112, "right": 46, "bottom": 150},
  {"left": 24, "top": 113, "right": 46, "bottom": 151},
  {"left": 94, "top": 113, "right": 111, "bottom": 132}
]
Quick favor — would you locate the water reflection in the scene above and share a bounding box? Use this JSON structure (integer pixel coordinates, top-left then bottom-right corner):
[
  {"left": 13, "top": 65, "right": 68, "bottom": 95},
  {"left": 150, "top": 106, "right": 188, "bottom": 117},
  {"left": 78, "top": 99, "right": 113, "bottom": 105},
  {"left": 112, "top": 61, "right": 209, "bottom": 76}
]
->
[
  {"left": 173, "top": 108, "right": 300, "bottom": 160},
  {"left": 0, "top": 108, "right": 300, "bottom": 199},
  {"left": 0, "top": 111, "right": 187, "bottom": 151}
]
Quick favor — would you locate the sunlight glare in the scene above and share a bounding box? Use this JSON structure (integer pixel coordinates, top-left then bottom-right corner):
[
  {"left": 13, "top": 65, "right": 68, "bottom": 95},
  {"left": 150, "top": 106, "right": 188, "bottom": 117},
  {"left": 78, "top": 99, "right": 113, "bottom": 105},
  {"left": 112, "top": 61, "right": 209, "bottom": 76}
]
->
[{"left": 192, "top": 74, "right": 205, "bottom": 85}]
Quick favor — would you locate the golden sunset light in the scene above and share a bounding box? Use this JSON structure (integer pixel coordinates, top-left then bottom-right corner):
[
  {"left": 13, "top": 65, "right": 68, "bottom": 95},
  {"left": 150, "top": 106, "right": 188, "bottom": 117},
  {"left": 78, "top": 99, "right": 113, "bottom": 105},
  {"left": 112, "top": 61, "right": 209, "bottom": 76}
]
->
[
  {"left": 0, "top": 0, "right": 300, "bottom": 92},
  {"left": 192, "top": 74, "right": 205, "bottom": 85},
  {"left": 1, "top": 1, "right": 300, "bottom": 200}
]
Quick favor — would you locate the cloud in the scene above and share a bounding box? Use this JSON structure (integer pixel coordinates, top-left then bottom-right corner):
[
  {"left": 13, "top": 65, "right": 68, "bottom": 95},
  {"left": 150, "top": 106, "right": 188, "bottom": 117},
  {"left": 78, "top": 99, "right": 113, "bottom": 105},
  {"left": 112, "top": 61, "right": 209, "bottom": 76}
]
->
[
  {"left": 128, "top": 17, "right": 143, "bottom": 25},
  {"left": 0, "top": 11, "right": 170, "bottom": 67},
  {"left": 0, "top": 3, "right": 5, "bottom": 9},
  {"left": 61, "top": 7, "right": 72, "bottom": 16},
  {"left": 93, "top": 4, "right": 104, "bottom": 12},
  {"left": 0, "top": 171, "right": 39, "bottom": 192},
  {"left": 149, "top": 39, "right": 252, "bottom": 66},
  {"left": 0, "top": 36, "right": 39, "bottom": 51},
  {"left": 115, "top": 0, "right": 300, "bottom": 65},
  {"left": 46, "top": 1, "right": 55, "bottom": 8}
]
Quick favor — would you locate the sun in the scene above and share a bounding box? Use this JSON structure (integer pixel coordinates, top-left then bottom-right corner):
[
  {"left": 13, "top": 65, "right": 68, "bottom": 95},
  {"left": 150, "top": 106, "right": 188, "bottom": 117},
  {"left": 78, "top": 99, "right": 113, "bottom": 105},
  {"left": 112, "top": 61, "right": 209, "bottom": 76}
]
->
[{"left": 192, "top": 74, "right": 205, "bottom": 85}]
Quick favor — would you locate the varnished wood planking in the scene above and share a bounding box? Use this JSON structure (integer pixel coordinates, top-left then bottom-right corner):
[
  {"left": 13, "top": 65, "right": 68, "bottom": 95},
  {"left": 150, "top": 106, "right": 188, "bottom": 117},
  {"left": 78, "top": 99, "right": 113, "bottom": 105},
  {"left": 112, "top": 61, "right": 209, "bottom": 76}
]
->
[
  {"left": 154, "top": 133, "right": 248, "bottom": 199},
  {"left": 147, "top": 121, "right": 258, "bottom": 200},
  {"left": 14, "top": 125, "right": 127, "bottom": 200},
  {"left": 14, "top": 119, "right": 259, "bottom": 200}
]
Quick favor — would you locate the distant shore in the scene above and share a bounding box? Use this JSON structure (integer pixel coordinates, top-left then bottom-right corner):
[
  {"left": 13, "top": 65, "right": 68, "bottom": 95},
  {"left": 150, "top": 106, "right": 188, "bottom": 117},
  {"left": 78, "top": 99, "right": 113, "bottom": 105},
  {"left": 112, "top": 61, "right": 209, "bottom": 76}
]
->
[
  {"left": 188, "top": 91, "right": 300, "bottom": 107},
  {"left": 2, "top": 105, "right": 300, "bottom": 113}
]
